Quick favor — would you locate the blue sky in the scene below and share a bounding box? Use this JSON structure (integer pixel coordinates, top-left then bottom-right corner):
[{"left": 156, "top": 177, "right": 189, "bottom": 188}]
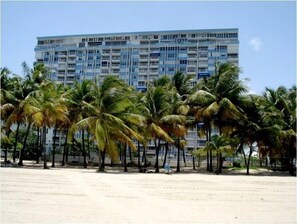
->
[{"left": 1, "top": 1, "right": 296, "bottom": 94}]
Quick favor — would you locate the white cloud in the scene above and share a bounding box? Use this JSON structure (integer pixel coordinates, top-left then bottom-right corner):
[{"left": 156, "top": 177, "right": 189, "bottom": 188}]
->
[{"left": 249, "top": 37, "right": 262, "bottom": 52}]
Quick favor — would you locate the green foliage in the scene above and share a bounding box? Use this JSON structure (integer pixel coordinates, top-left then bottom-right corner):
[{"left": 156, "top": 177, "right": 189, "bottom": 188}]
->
[{"left": 1, "top": 62, "right": 295, "bottom": 172}]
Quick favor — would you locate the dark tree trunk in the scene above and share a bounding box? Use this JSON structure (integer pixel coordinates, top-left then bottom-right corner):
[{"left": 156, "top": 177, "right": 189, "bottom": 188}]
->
[
  {"left": 18, "top": 122, "right": 31, "bottom": 166},
  {"left": 206, "top": 150, "right": 210, "bottom": 171},
  {"left": 101, "top": 150, "right": 106, "bottom": 171},
  {"left": 35, "top": 127, "right": 40, "bottom": 163},
  {"left": 142, "top": 146, "right": 147, "bottom": 167},
  {"left": 124, "top": 145, "right": 128, "bottom": 172},
  {"left": 209, "top": 149, "right": 213, "bottom": 172},
  {"left": 98, "top": 149, "right": 106, "bottom": 172},
  {"left": 155, "top": 139, "right": 160, "bottom": 173},
  {"left": 42, "top": 126, "right": 49, "bottom": 169},
  {"left": 208, "top": 127, "right": 213, "bottom": 172},
  {"left": 162, "top": 142, "right": 169, "bottom": 168},
  {"left": 246, "top": 145, "right": 253, "bottom": 175},
  {"left": 128, "top": 146, "right": 132, "bottom": 163},
  {"left": 219, "top": 152, "right": 223, "bottom": 173},
  {"left": 51, "top": 127, "right": 57, "bottom": 167},
  {"left": 62, "top": 129, "right": 69, "bottom": 166},
  {"left": 87, "top": 133, "right": 91, "bottom": 160},
  {"left": 82, "top": 129, "right": 87, "bottom": 168},
  {"left": 182, "top": 148, "right": 187, "bottom": 167},
  {"left": 13, "top": 122, "right": 20, "bottom": 162},
  {"left": 176, "top": 138, "right": 181, "bottom": 172},
  {"left": 137, "top": 141, "right": 141, "bottom": 169},
  {"left": 215, "top": 151, "right": 220, "bottom": 175},
  {"left": 192, "top": 156, "right": 196, "bottom": 170}
]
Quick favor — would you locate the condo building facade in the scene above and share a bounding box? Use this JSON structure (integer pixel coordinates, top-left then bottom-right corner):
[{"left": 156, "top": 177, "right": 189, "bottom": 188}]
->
[
  {"left": 35, "top": 29, "right": 239, "bottom": 156},
  {"left": 35, "top": 29, "right": 238, "bottom": 89}
]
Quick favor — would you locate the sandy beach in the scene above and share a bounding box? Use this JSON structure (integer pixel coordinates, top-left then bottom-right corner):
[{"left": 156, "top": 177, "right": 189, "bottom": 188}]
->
[{"left": 1, "top": 166, "right": 296, "bottom": 224}]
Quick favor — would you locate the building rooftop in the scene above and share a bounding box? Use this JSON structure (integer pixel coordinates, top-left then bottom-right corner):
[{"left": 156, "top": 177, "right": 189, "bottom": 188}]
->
[{"left": 37, "top": 28, "right": 238, "bottom": 40}]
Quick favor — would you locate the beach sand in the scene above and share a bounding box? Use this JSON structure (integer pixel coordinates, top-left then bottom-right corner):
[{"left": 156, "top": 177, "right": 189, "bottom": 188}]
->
[{"left": 1, "top": 166, "right": 296, "bottom": 223}]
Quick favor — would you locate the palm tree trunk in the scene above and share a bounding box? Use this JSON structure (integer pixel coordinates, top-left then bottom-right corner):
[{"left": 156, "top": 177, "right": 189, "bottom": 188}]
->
[
  {"left": 82, "top": 129, "right": 87, "bottom": 168},
  {"left": 18, "top": 122, "right": 31, "bottom": 166},
  {"left": 51, "top": 127, "right": 57, "bottom": 167},
  {"left": 36, "top": 127, "right": 41, "bottom": 163},
  {"left": 124, "top": 145, "right": 128, "bottom": 172},
  {"left": 182, "top": 148, "right": 187, "bottom": 167},
  {"left": 128, "top": 146, "right": 132, "bottom": 163},
  {"left": 208, "top": 128, "right": 213, "bottom": 172},
  {"left": 162, "top": 142, "right": 169, "bottom": 168},
  {"left": 99, "top": 149, "right": 106, "bottom": 172},
  {"left": 176, "top": 138, "right": 181, "bottom": 172},
  {"left": 246, "top": 145, "right": 253, "bottom": 175},
  {"left": 206, "top": 150, "right": 209, "bottom": 171},
  {"left": 215, "top": 151, "right": 220, "bottom": 175},
  {"left": 62, "top": 129, "right": 68, "bottom": 166},
  {"left": 192, "top": 155, "right": 196, "bottom": 170},
  {"left": 155, "top": 139, "right": 160, "bottom": 173},
  {"left": 42, "top": 126, "right": 49, "bottom": 169},
  {"left": 137, "top": 141, "right": 141, "bottom": 169},
  {"left": 87, "top": 133, "right": 91, "bottom": 160},
  {"left": 219, "top": 152, "right": 223, "bottom": 173},
  {"left": 13, "top": 121, "right": 20, "bottom": 162},
  {"left": 142, "top": 146, "right": 147, "bottom": 167}
]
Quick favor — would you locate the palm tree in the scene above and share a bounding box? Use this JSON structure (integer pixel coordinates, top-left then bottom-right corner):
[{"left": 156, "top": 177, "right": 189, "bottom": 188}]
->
[
  {"left": 194, "top": 134, "right": 233, "bottom": 174},
  {"left": 232, "top": 94, "right": 281, "bottom": 175},
  {"left": 187, "top": 62, "right": 247, "bottom": 173},
  {"left": 263, "top": 86, "right": 296, "bottom": 174},
  {"left": 31, "top": 82, "right": 69, "bottom": 169},
  {"left": 74, "top": 76, "right": 143, "bottom": 172},
  {"left": 65, "top": 80, "right": 94, "bottom": 168},
  {"left": 141, "top": 85, "right": 174, "bottom": 173}
]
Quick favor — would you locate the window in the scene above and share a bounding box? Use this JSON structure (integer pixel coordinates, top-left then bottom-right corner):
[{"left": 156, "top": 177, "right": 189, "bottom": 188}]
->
[
  {"left": 179, "top": 67, "right": 186, "bottom": 72},
  {"left": 216, "top": 45, "right": 227, "bottom": 51},
  {"left": 168, "top": 67, "right": 174, "bottom": 72},
  {"left": 138, "top": 81, "right": 145, "bottom": 86},
  {"left": 188, "top": 67, "right": 195, "bottom": 72},
  {"left": 180, "top": 60, "right": 187, "bottom": 65},
  {"left": 168, "top": 53, "right": 175, "bottom": 58}
]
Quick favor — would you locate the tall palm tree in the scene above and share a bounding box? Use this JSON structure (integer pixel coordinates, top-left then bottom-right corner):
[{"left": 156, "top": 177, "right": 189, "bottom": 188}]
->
[
  {"left": 232, "top": 94, "right": 281, "bottom": 175},
  {"left": 187, "top": 62, "right": 247, "bottom": 173},
  {"left": 141, "top": 85, "right": 174, "bottom": 173},
  {"left": 74, "top": 76, "right": 143, "bottom": 172},
  {"left": 31, "top": 82, "right": 69, "bottom": 169},
  {"left": 66, "top": 80, "right": 94, "bottom": 168},
  {"left": 263, "top": 86, "right": 296, "bottom": 174}
]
